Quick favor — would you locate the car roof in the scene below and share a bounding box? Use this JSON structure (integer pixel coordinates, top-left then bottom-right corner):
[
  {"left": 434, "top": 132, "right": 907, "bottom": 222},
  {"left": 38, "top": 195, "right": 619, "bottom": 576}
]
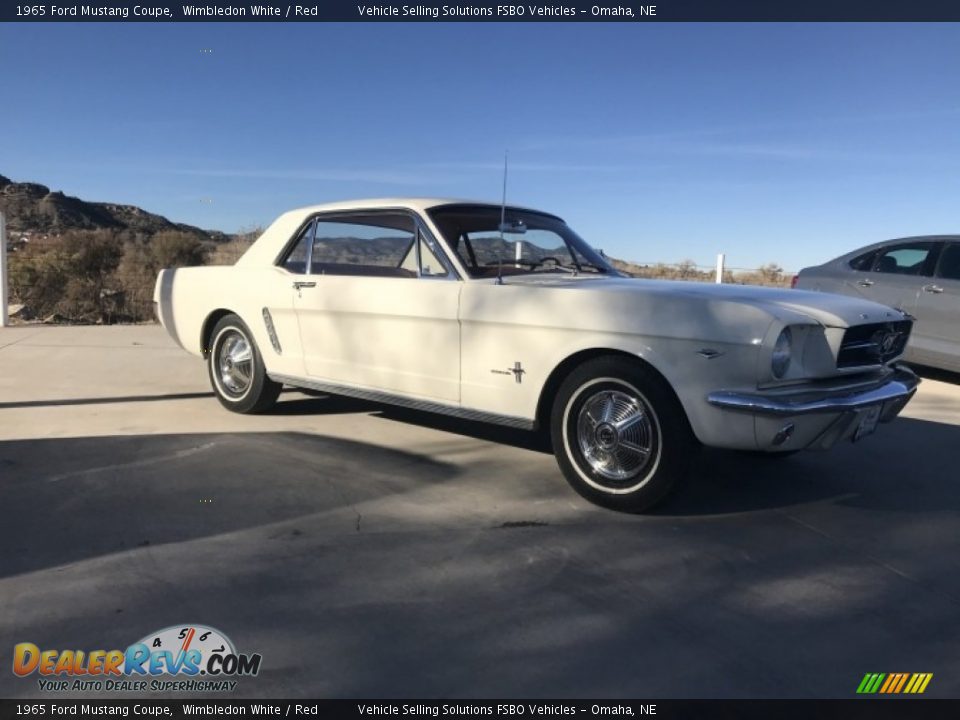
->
[
  {"left": 876, "top": 234, "right": 960, "bottom": 242},
  {"left": 287, "top": 197, "right": 559, "bottom": 218},
  {"left": 235, "top": 198, "right": 564, "bottom": 269},
  {"left": 830, "top": 235, "right": 960, "bottom": 261}
]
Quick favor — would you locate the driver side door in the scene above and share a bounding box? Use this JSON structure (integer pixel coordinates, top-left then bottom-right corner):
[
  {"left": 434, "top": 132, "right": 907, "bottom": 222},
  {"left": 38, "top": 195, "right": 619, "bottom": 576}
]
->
[{"left": 290, "top": 211, "right": 461, "bottom": 403}]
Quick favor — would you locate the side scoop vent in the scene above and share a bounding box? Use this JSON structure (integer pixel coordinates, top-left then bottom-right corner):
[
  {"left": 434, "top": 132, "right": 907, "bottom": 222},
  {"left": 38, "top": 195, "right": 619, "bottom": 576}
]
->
[{"left": 262, "top": 308, "right": 282, "bottom": 355}]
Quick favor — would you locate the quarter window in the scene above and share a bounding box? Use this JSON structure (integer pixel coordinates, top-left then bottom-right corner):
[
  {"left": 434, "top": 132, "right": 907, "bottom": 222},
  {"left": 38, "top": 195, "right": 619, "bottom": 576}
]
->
[
  {"left": 848, "top": 250, "right": 877, "bottom": 271},
  {"left": 282, "top": 220, "right": 314, "bottom": 274},
  {"left": 871, "top": 243, "right": 936, "bottom": 276},
  {"left": 419, "top": 232, "right": 448, "bottom": 277}
]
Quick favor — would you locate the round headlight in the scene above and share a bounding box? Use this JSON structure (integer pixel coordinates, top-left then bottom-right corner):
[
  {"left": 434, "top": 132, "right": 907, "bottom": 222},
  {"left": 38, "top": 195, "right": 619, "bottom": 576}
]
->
[{"left": 771, "top": 327, "right": 793, "bottom": 379}]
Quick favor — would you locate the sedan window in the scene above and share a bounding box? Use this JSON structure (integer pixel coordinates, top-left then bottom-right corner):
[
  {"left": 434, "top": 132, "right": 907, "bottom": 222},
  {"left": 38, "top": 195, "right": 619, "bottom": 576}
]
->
[
  {"left": 936, "top": 243, "right": 960, "bottom": 281},
  {"left": 871, "top": 243, "right": 936, "bottom": 276}
]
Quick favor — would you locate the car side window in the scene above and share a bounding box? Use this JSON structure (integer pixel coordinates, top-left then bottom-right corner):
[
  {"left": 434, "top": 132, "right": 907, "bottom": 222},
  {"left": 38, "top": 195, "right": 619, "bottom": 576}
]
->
[
  {"left": 936, "top": 243, "right": 960, "bottom": 281},
  {"left": 282, "top": 220, "right": 315, "bottom": 274},
  {"left": 848, "top": 250, "right": 877, "bottom": 271},
  {"left": 871, "top": 243, "right": 936, "bottom": 276},
  {"left": 311, "top": 214, "right": 417, "bottom": 278}
]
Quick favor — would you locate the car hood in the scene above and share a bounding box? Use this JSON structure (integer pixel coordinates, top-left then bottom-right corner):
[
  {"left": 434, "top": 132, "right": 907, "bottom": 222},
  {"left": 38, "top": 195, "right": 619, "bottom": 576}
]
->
[{"left": 501, "top": 274, "right": 907, "bottom": 328}]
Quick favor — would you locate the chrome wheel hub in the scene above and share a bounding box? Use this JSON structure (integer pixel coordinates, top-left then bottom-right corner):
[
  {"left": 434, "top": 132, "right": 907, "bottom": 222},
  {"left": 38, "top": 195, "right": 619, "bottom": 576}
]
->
[
  {"left": 576, "top": 389, "right": 656, "bottom": 482},
  {"left": 595, "top": 422, "right": 618, "bottom": 450},
  {"left": 217, "top": 331, "right": 253, "bottom": 395}
]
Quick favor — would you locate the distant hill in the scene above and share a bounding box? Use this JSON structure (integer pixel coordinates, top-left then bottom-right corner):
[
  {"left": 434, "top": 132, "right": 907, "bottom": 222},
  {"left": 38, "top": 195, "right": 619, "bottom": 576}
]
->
[{"left": 0, "top": 173, "right": 228, "bottom": 242}]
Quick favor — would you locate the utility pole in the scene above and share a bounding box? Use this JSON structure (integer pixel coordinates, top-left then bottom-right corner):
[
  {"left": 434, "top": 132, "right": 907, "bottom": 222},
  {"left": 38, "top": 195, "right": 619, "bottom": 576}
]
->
[{"left": 0, "top": 212, "right": 8, "bottom": 327}]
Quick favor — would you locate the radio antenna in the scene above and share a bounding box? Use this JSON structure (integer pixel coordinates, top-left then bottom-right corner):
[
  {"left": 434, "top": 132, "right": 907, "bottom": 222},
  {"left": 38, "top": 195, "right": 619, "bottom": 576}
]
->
[{"left": 500, "top": 150, "right": 508, "bottom": 235}]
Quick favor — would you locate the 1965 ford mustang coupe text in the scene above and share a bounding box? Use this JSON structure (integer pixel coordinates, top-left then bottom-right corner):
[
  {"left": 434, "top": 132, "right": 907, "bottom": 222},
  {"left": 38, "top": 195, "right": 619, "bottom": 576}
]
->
[{"left": 155, "top": 199, "right": 919, "bottom": 511}]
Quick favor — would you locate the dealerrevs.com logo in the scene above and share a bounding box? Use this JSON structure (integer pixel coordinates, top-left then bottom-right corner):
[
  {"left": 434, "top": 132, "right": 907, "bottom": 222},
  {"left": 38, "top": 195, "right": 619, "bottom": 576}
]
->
[{"left": 13, "top": 624, "right": 261, "bottom": 693}]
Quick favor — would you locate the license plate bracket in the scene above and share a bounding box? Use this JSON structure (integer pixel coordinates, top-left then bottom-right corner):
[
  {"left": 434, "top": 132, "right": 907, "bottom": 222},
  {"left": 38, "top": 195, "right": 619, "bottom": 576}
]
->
[{"left": 852, "top": 405, "right": 881, "bottom": 442}]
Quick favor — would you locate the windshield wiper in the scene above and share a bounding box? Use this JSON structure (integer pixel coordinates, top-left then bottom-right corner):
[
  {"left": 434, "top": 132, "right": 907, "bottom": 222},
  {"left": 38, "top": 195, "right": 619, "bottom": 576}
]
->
[{"left": 562, "top": 261, "right": 607, "bottom": 274}]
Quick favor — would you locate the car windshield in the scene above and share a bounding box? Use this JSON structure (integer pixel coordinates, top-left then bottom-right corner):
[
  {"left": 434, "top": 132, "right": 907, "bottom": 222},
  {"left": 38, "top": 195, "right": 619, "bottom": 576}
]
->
[{"left": 427, "top": 204, "right": 618, "bottom": 279}]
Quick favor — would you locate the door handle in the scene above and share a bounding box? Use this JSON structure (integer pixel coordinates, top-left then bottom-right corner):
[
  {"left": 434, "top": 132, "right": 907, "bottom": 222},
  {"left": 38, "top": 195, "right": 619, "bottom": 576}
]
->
[
  {"left": 857, "top": 279, "right": 874, "bottom": 287},
  {"left": 293, "top": 281, "right": 317, "bottom": 290},
  {"left": 922, "top": 284, "right": 944, "bottom": 294}
]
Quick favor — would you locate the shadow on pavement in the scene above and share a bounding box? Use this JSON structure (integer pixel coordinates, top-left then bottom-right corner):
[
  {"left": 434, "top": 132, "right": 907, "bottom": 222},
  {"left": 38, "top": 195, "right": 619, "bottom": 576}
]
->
[
  {"left": 0, "top": 432, "right": 458, "bottom": 580},
  {"left": 1, "top": 419, "right": 959, "bottom": 698},
  {"left": 269, "top": 393, "right": 552, "bottom": 452},
  {"left": 269, "top": 393, "right": 959, "bottom": 516},
  {"left": 0, "top": 392, "right": 215, "bottom": 410},
  {"left": 661, "top": 416, "right": 960, "bottom": 515}
]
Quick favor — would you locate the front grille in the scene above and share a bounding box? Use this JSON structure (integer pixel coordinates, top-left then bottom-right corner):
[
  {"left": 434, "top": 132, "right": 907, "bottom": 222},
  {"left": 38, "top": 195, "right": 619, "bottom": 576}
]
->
[{"left": 837, "top": 320, "right": 911, "bottom": 368}]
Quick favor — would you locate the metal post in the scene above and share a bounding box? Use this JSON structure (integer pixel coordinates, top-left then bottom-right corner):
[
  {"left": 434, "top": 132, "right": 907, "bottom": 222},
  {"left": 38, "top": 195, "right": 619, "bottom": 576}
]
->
[
  {"left": 715, "top": 253, "right": 725, "bottom": 284},
  {"left": 0, "top": 212, "right": 8, "bottom": 327}
]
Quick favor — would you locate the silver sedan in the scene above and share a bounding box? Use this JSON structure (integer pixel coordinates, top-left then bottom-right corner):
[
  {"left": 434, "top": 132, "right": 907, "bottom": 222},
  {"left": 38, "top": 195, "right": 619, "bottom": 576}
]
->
[{"left": 795, "top": 235, "right": 960, "bottom": 373}]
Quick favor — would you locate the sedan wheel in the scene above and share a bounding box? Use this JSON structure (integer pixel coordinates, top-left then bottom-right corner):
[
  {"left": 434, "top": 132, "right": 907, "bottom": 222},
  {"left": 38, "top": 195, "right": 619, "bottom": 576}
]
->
[
  {"left": 208, "top": 314, "right": 281, "bottom": 414},
  {"left": 551, "top": 357, "right": 695, "bottom": 512}
]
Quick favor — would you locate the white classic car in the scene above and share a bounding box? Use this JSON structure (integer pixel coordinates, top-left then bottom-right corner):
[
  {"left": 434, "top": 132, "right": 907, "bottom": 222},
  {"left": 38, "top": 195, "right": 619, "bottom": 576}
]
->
[{"left": 155, "top": 198, "right": 919, "bottom": 512}]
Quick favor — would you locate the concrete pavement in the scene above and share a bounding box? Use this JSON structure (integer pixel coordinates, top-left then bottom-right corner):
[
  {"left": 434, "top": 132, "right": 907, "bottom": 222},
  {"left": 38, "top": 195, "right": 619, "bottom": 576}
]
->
[{"left": 0, "top": 325, "right": 958, "bottom": 698}]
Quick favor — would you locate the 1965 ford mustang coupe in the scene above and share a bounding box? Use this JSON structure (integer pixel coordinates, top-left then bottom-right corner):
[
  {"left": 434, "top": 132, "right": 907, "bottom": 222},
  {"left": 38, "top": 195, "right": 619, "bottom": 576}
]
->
[{"left": 155, "top": 198, "right": 919, "bottom": 512}]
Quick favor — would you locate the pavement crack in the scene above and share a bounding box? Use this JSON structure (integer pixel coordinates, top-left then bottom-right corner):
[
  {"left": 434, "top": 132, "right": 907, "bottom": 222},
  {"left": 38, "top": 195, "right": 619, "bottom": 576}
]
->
[
  {"left": 497, "top": 520, "right": 550, "bottom": 529},
  {"left": 0, "top": 331, "right": 44, "bottom": 352},
  {"left": 779, "top": 510, "right": 960, "bottom": 607},
  {"left": 46, "top": 441, "right": 219, "bottom": 483}
]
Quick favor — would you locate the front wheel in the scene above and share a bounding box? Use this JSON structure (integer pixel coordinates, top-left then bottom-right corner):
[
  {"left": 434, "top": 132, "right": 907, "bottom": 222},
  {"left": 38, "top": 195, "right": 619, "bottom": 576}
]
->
[
  {"left": 550, "top": 357, "right": 696, "bottom": 512},
  {"left": 207, "top": 314, "right": 281, "bottom": 414}
]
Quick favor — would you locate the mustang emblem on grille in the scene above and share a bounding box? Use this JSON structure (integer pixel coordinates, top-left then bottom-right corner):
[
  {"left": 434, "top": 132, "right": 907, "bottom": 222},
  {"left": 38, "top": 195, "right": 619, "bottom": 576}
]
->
[
  {"left": 880, "top": 332, "right": 901, "bottom": 354},
  {"left": 872, "top": 327, "right": 904, "bottom": 356}
]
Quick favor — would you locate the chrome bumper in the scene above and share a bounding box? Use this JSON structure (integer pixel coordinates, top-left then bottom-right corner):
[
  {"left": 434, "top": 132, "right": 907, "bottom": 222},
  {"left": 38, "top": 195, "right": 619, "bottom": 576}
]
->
[{"left": 706, "top": 366, "right": 919, "bottom": 420}]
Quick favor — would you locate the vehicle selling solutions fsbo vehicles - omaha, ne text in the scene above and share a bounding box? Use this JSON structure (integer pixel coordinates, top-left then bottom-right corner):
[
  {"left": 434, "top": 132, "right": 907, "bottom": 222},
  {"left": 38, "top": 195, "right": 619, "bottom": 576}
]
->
[{"left": 155, "top": 199, "right": 919, "bottom": 511}]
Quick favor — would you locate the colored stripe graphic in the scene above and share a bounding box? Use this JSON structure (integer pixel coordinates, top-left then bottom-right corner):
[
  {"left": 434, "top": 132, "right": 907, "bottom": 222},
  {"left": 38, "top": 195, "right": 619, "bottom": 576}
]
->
[
  {"left": 856, "top": 673, "right": 886, "bottom": 694},
  {"left": 857, "top": 672, "right": 932, "bottom": 694},
  {"left": 906, "top": 673, "right": 933, "bottom": 693},
  {"left": 892, "top": 673, "right": 909, "bottom": 693},
  {"left": 879, "top": 674, "right": 898, "bottom": 693}
]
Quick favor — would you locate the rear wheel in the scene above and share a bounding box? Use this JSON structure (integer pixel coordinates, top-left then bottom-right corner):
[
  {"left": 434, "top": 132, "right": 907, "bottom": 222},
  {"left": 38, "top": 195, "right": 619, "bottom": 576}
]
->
[
  {"left": 207, "top": 314, "right": 281, "bottom": 414},
  {"left": 550, "top": 357, "right": 695, "bottom": 512}
]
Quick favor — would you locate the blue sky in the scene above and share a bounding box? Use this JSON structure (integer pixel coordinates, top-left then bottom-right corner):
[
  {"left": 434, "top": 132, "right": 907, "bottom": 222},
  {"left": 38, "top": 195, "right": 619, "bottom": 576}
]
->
[{"left": 1, "top": 23, "right": 959, "bottom": 270}]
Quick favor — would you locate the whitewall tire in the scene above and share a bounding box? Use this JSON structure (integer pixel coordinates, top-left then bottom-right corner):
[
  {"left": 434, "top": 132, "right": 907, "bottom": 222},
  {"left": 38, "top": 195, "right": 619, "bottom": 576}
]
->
[
  {"left": 550, "top": 357, "right": 696, "bottom": 512},
  {"left": 207, "top": 314, "right": 281, "bottom": 414}
]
